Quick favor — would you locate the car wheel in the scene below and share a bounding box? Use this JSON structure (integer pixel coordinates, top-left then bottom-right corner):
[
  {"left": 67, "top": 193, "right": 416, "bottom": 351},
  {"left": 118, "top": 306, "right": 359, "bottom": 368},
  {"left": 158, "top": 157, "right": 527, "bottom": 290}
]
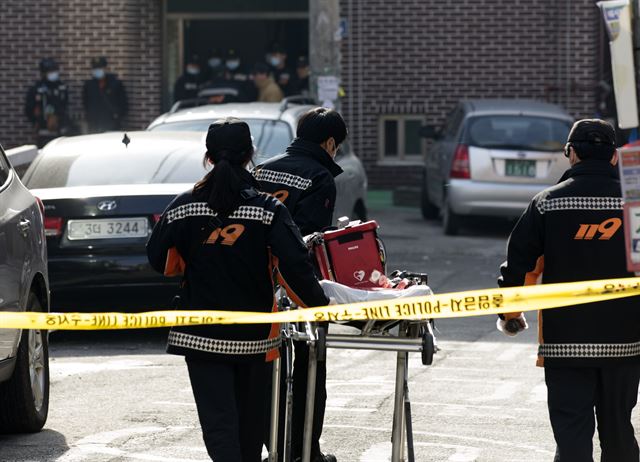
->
[
  {"left": 420, "top": 183, "right": 439, "bottom": 220},
  {"left": 0, "top": 293, "right": 49, "bottom": 433},
  {"left": 353, "top": 200, "right": 368, "bottom": 222},
  {"left": 442, "top": 193, "right": 461, "bottom": 236}
]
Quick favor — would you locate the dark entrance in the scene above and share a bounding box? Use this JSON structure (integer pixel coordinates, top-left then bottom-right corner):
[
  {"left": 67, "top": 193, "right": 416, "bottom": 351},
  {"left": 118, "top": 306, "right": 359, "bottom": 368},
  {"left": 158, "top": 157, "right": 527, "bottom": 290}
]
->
[{"left": 163, "top": 0, "right": 309, "bottom": 107}]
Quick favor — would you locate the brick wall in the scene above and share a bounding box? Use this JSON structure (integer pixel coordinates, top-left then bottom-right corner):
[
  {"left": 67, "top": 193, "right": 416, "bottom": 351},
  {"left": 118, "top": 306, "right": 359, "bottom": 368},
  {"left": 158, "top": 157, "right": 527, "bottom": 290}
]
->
[
  {"left": 0, "top": 1, "right": 605, "bottom": 189},
  {"left": 339, "top": 0, "right": 602, "bottom": 189},
  {"left": 0, "top": 0, "right": 162, "bottom": 149}
]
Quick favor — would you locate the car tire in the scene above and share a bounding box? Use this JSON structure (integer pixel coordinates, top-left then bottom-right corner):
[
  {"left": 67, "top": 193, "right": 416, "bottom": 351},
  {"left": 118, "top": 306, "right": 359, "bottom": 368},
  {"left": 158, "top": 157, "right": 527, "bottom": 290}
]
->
[
  {"left": 0, "top": 293, "right": 49, "bottom": 433},
  {"left": 353, "top": 200, "right": 368, "bottom": 222},
  {"left": 442, "top": 194, "right": 461, "bottom": 236},
  {"left": 420, "top": 183, "right": 439, "bottom": 220}
]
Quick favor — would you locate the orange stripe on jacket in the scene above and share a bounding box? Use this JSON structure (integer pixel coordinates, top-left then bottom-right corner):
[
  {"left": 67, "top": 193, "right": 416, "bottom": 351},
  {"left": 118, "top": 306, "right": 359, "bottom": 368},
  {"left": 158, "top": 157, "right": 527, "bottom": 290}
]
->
[
  {"left": 164, "top": 247, "right": 186, "bottom": 277},
  {"left": 508, "top": 256, "right": 546, "bottom": 366},
  {"left": 272, "top": 255, "right": 309, "bottom": 308},
  {"left": 266, "top": 250, "right": 280, "bottom": 362}
]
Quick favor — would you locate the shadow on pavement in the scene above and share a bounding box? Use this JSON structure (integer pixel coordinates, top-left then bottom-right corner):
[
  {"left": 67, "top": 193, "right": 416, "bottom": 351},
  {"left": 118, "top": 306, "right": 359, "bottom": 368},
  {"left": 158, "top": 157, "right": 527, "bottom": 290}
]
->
[
  {"left": 49, "top": 328, "right": 168, "bottom": 357},
  {"left": 0, "top": 428, "right": 69, "bottom": 461}
]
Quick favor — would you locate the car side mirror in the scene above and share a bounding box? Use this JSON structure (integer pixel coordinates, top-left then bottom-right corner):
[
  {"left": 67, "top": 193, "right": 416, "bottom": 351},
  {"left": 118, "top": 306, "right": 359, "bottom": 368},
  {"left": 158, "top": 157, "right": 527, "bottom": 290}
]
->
[{"left": 419, "top": 125, "right": 440, "bottom": 139}]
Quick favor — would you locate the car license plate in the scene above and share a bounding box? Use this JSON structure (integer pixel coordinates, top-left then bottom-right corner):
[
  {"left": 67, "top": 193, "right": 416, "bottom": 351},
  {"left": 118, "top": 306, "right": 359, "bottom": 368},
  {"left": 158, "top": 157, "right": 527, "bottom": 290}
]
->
[
  {"left": 67, "top": 218, "right": 148, "bottom": 240},
  {"left": 505, "top": 159, "right": 536, "bottom": 177}
]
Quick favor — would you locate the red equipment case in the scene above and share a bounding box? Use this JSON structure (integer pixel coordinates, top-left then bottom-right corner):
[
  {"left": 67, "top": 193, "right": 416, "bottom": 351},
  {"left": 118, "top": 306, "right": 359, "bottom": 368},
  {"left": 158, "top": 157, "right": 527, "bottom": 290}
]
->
[{"left": 309, "top": 220, "right": 385, "bottom": 289}]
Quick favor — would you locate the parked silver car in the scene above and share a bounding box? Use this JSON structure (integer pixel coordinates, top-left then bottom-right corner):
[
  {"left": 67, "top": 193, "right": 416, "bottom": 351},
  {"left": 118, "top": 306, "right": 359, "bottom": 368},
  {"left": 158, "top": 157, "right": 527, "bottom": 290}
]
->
[
  {"left": 147, "top": 100, "right": 369, "bottom": 221},
  {"left": 0, "top": 144, "right": 50, "bottom": 432},
  {"left": 420, "top": 99, "right": 573, "bottom": 235}
]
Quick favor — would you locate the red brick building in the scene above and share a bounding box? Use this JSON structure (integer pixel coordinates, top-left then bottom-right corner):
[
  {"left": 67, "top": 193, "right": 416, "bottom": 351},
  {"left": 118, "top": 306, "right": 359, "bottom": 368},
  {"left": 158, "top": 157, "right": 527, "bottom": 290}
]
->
[{"left": 0, "top": 0, "right": 606, "bottom": 189}]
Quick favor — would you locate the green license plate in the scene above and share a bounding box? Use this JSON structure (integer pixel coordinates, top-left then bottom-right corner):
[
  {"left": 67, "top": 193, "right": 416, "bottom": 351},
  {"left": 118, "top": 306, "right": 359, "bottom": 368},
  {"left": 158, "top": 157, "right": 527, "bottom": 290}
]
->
[{"left": 505, "top": 159, "right": 536, "bottom": 177}]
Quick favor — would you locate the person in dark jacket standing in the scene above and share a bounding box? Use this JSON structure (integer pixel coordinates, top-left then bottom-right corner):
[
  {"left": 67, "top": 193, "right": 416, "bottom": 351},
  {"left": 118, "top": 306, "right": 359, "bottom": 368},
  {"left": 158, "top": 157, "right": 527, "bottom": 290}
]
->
[
  {"left": 173, "top": 54, "right": 204, "bottom": 103},
  {"left": 82, "top": 57, "right": 128, "bottom": 133},
  {"left": 25, "top": 58, "right": 71, "bottom": 148},
  {"left": 147, "top": 118, "right": 330, "bottom": 462},
  {"left": 254, "top": 107, "right": 346, "bottom": 462},
  {"left": 498, "top": 119, "right": 640, "bottom": 462}
]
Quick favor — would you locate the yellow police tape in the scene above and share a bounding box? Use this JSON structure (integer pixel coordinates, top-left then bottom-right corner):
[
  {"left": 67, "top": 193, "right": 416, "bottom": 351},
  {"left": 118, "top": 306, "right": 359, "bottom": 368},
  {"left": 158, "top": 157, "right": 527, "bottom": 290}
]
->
[{"left": 1, "top": 277, "right": 640, "bottom": 330}]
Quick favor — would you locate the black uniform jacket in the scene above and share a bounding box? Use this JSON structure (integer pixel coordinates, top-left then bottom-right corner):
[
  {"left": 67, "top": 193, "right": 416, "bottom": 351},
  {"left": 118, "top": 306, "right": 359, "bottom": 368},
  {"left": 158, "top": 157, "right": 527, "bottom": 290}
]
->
[
  {"left": 25, "top": 79, "right": 70, "bottom": 134},
  {"left": 147, "top": 173, "right": 329, "bottom": 362},
  {"left": 499, "top": 159, "right": 640, "bottom": 367},
  {"left": 82, "top": 74, "right": 128, "bottom": 132},
  {"left": 253, "top": 138, "right": 343, "bottom": 235},
  {"left": 173, "top": 73, "right": 202, "bottom": 103}
]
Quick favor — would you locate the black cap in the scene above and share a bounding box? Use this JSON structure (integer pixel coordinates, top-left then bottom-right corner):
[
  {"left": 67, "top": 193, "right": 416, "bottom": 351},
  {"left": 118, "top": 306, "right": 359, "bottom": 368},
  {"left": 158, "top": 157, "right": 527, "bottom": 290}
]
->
[
  {"left": 226, "top": 49, "right": 240, "bottom": 60},
  {"left": 567, "top": 119, "right": 616, "bottom": 159},
  {"left": 270, "top": 43, "right": 286, "bottom": 54},
  {"left": 186, "top": 54, "right": 200, "bottom": 65},
  {"left": 296, "top": 56, "right": 309, "bottom": 68},
  {"left": 90, "top": 57, "right": 108, "bottom": 69},
  {"left": 206, "top": 118, "right": 253, "bottom": 154},
  {"left": 252, "top": 62, "right": 270, "bottom": 75},
  {"left": 39, "top": 58, "right": 58, "bottom": 73},
  {"left": 568, "top": 119, "right": 616, "bottom": 147}
]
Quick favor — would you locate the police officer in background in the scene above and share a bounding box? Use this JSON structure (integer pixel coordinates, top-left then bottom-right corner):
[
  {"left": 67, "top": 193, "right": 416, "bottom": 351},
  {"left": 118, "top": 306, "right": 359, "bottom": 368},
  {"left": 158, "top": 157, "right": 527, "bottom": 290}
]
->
[
  {"left": 267, "top": 44, "right": 293, "bottom": 96},
  {"left": 224, "top": 49, "right": 255, "bottom": 102},
  {"left": 498, "top": 119, "right": 640, "bottom": 461},
  {"left": 147, "top": 118, "right": 330, "bottom": 462},
  {"left": 173, "top": 54, "right": 203, "bottom": 103},
  {"left": 25, "top": 58, "right": 71, "bottom": 147},
  {"left": 290, "top": 56, "right": 310, "bottom": 96},
  {"left": 82, "top": 57, "right": 128, "bottom": 133},
  {"left": 199, "top": 49, "right": 247, "bottom": 105},
  {"left": 204, "top": 48, "right": 225, "bottom": 83},
  {"left": 254, "top": 107, "right": 346, "bottom": 462}
]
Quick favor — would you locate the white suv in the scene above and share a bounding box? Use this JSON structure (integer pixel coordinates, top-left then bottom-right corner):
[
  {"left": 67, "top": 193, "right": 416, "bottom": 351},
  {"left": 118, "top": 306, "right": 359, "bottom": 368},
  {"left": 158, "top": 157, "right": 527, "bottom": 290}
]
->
[{"left": 148, "top": 100, "right": 369, "bottom": 222}]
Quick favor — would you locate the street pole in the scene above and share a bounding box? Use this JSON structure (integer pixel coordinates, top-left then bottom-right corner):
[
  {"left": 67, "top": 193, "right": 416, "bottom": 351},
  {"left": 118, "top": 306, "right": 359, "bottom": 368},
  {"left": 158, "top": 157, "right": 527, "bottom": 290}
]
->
[{"left": 309, "top": 0, "right": 341, "bottom": 110}]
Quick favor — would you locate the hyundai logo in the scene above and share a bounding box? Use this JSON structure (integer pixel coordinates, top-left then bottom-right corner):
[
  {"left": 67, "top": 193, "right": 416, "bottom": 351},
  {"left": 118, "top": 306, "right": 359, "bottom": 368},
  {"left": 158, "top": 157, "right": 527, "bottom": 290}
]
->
[{"left": 97, "top": 200, "right": 118, "bottom": 211}]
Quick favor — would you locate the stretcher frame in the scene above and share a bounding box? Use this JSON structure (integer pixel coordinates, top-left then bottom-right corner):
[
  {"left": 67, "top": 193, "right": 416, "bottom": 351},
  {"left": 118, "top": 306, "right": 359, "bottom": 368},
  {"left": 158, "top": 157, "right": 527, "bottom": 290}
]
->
[{"left": 268, "top": 295, "right": 437, "bottom": 462}]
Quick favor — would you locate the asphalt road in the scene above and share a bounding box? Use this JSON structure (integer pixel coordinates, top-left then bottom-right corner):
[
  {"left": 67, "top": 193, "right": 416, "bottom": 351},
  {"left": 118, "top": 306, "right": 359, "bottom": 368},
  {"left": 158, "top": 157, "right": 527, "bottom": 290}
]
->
[{"left": 1, "top": 204, "right": 637, "bottom": 461}]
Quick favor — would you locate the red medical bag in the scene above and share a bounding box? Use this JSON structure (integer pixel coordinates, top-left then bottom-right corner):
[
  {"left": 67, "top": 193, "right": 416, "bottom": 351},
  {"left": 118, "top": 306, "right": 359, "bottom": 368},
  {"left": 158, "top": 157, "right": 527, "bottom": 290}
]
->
[{"left": 308, "top": 220, "right": 385, "bottom": 289}]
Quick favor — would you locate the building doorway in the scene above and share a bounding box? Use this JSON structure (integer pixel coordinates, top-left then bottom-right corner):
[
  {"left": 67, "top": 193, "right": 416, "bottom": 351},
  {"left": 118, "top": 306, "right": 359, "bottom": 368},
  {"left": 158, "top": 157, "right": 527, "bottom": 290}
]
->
[{"left": 163, "top": 0, "right": 309, "bottom": 108}]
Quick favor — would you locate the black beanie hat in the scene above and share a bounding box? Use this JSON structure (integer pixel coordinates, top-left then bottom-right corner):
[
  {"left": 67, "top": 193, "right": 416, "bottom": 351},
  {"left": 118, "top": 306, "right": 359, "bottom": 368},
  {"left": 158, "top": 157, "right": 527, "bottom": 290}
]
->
[
  {"left": 205, "top": 118, "right": 253, "bottom": 158},
  {"left": 567, "top": 119, "right": 616, "bottom": 160}
]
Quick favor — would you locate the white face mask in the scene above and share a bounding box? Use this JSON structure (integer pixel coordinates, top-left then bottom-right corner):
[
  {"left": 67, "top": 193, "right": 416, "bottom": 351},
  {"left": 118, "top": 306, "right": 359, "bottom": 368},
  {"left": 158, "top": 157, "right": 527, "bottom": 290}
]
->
[
  {"left": 269, "top": 56, "right": 281, "bottom": 67},
  {"left": 186, "top": 65, "right": 200, "bottom": 75},
  {"left": 46, "top": 71, "right": 59, "bottom": 82},
  {"left": 92, "top": 68, "right": 105, "bottom": 79},
  {"left": 226, "top": 60, "right": 240, "bottom": 71},
  {"left": 208, "top": 58, "right": 222, "bottom": 68}
]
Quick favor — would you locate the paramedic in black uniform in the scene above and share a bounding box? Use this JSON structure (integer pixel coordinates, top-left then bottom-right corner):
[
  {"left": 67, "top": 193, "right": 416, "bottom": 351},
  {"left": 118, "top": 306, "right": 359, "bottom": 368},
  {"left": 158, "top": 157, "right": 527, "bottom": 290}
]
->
[
  {"left": 147, "top": 118, "right": 329, "bottom": 462},
  {"left": 498, "top": 119, "right": 640, "bottom": 462},
  {"left": 254, "top": 107, "right": 346, "bottom": 462}
]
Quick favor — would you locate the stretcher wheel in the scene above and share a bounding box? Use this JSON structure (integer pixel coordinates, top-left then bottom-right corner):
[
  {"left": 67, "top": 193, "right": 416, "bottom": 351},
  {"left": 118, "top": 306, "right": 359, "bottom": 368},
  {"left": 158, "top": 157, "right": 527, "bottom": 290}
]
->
[{"left": 421, "top": 331, "right": 435, "bottom": 366}]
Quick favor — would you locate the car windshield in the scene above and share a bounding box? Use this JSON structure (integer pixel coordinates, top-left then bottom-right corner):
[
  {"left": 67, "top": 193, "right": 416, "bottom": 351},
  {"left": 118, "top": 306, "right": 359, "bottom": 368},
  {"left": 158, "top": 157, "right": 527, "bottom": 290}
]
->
[
  {"left": 150, "top": 118, "right": 292, "bottom": 163},
  {"left": 466, "top": 115, "right": 571, "bottom": 152},
  {"left": 24, "top": 143, "right": 211, "bottom": 189}
]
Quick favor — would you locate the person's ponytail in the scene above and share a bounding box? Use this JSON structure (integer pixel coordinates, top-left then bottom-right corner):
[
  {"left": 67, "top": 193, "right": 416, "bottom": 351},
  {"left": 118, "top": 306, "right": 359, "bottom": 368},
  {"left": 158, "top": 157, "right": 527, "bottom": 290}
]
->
[
  {"left": 194, "top": 148, "right": 253, "bottom": 217},
  {"left": 195, "top": 118, "right": 255, "bottom": 217}
]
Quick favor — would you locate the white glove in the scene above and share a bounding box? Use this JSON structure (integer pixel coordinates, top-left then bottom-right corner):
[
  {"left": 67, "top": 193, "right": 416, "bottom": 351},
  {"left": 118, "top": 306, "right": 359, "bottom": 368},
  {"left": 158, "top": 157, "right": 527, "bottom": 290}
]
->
[{"left": 496, "top": 314, "right": 528, "bottom": 337}]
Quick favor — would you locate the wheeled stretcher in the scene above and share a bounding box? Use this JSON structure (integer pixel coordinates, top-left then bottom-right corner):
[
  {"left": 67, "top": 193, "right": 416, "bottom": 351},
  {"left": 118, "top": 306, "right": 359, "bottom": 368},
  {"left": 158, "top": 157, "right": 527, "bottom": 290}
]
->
[{"left": 268, "top": 219, "right": 438, "bottom": 462}]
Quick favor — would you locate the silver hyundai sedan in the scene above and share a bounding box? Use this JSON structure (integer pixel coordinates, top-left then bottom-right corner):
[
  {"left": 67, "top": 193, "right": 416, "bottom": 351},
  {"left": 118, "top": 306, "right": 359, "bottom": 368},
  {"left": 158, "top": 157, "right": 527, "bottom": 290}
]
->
[{"left": 420, "top": 99, "right": 573, "bottom": 235}]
